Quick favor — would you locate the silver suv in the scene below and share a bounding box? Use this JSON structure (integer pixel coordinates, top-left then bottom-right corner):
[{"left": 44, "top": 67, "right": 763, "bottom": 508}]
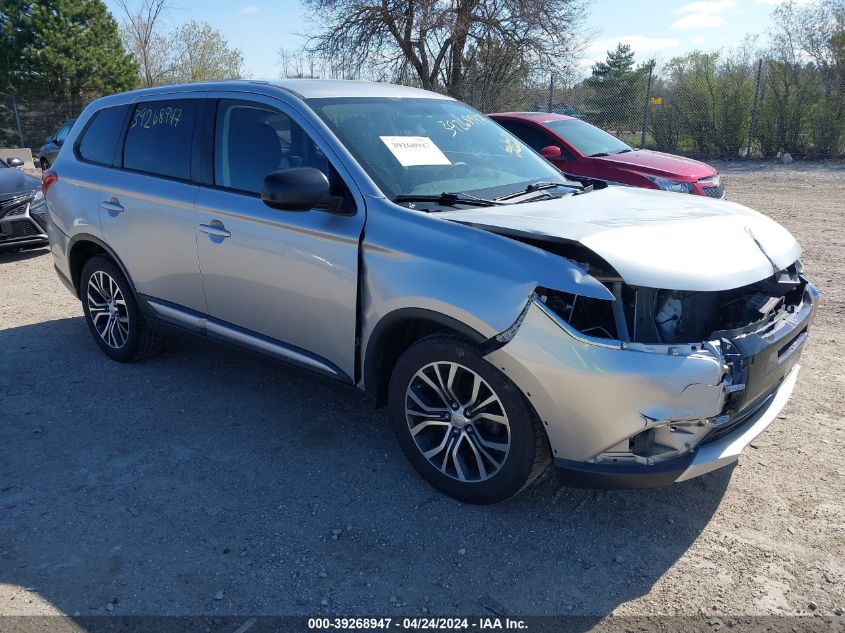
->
[{"left": 45, "top": 80, "right": 817, "bottom": 504}]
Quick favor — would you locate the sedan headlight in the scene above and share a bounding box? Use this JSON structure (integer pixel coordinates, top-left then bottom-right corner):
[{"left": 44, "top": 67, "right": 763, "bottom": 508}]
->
[{"left": 648, "top": 176, "right": 694, "bottom": 193}]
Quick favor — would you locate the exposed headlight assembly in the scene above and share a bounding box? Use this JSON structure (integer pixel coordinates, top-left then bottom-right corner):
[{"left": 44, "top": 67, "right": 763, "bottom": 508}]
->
[{"left": 648, "top": 176, "right": 694, "bottom": 193}]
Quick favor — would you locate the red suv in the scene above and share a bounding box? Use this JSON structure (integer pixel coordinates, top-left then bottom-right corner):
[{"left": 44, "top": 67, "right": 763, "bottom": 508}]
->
[{"left": 490, "top": 112, "right": 725, "bottom": 199}]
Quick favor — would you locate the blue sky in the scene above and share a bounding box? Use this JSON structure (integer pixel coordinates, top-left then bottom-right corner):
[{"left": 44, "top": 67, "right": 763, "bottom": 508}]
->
[{"left": 102, "top": 0, "right": 804, "bottom": 79}]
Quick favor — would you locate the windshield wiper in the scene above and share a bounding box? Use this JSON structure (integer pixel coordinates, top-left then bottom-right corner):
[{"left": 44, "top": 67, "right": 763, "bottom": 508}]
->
[
  {"left": 588, "top": 152, "right": 610, "bottom": 157},
  {"left": 496, "top": 181, "right": 579, "bottom": 202},
  {"left": 393, "top": 192, "right": 501, "bottom": 208},
  {"left": 615, "top": 148, "right": 633, "bottom": 154}
]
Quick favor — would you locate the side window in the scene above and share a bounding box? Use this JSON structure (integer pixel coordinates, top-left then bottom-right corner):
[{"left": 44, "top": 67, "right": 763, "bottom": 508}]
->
[
  {"left": 214, "top": 100, "right": 329, "bottom": 194},
  {"left": 77, "top": 106, "right": 129, "bottom": 166},
  {"left": 123, "top": 100, "right": 196, "bottom": 180},
  {"left": 500, "top": 121, "right": 557, "bottom": 153}
]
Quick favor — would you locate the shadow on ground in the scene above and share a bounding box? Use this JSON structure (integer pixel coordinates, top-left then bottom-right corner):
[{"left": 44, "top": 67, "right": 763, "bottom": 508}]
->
[
  {"left": 0, "top": 317, "right": 732, "bottom": 618},
  {"left": 0, "top": 246, "right": 49, "bottom": 264}
]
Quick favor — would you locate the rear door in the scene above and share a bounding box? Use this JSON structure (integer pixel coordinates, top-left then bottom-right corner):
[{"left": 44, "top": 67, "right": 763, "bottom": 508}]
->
[
  {"left": 193, "top": 95, "right": 365, "bottom": 379},
  {"left": 99, "top": 96, "right": 206, "bottom": 313}
]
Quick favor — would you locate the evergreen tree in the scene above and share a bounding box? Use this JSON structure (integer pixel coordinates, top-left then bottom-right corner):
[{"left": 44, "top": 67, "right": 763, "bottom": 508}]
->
[
  {"left": 591, "top": 43, "right": 636, "bottom": 80},
  {"left": 584, "top": 43, "right": 646, "bottom": 132},
  {"left": 0, "top": 0, "right": 139, "bottom": 107}
]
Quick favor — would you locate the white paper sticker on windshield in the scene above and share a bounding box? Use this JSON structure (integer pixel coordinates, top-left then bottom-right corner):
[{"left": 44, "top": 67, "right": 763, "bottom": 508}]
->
[{"left": 379, "top": 136, "right": 451, "bottom": 167}]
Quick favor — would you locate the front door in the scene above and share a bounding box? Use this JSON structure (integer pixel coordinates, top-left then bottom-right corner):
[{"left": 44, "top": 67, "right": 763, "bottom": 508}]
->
[{"left": 194, "top": 97, "right": 365, "bottom": 380}]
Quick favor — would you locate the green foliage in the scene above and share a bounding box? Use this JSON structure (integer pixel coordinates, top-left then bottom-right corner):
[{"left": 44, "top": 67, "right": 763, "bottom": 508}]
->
[
  {"left": 755, "top": 61, "right": 816, "bottom": 157},
  {"left": 650, "top": 50, "right": 754, "bottom": 156},
  {"left": 753, "top": 0, "right": 845, "bottom": 157},
  {"left": 584, "top": 44, "right": 648, "bottom": 132},
  {"left": 162, "top": 20, "right": 244, "bottom": 84},
  {"left": 0, "top": 0, "right": 139, "bottom": 107}
]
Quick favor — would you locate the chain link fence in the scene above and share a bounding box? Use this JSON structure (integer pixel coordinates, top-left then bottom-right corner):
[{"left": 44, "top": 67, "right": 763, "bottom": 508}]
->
[
  {"left": 0, "top": 99, "right": 80, "bottom": 155},
  {"left": 3, "top": 57, "right": 843, "bottom": 160},
  {"left": 466, "top": 58, "right": 845, "bottom": 159}
]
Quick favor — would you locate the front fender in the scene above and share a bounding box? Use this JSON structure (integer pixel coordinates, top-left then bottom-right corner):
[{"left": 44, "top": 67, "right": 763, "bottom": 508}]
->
[{"left": 359, "top": 198, "right": 612, "bottom": 376}]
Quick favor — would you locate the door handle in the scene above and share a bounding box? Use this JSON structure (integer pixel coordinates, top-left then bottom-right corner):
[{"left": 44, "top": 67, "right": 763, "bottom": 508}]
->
[
  {"left": 101, "top": 198, "right": 124, "bottom": 215},
  {"left": 198, "top": 222, "right": 231, "bottom": 239}
]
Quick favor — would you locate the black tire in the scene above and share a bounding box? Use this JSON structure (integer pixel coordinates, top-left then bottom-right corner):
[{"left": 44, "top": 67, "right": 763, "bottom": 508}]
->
[
  {"left": 40, "top": 157, "right": 49, "bottom": 170},
  {"left": 388, "top": 334, "right": 550, "bottom": 504},
  {"left": 80, "top": 256, "right": 164, "bottom": 362}
]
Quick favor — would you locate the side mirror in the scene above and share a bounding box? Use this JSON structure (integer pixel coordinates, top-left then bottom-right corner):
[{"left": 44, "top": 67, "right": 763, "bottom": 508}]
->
[
  {"left": 540, "top": 145, "right": 563, "bottom": 160},
  {"left": 7, "top": 157, "right": 24, "bottom": 169},
  {"left": 261, "top": 167, "right": 338, "bottom": 212}
]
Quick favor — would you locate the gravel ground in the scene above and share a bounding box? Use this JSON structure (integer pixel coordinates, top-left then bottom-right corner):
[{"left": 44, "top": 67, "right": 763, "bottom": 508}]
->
[{"left": 0, "top": 162, "right": 843, "bottom": 620}]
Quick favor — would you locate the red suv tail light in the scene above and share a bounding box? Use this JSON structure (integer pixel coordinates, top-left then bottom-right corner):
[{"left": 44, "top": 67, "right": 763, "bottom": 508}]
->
[{"left": 42, "top": 169, "right": 58, "bottom": 196}]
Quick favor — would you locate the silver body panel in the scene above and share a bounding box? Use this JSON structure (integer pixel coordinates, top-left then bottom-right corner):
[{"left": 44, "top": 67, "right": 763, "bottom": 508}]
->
[
  {"left": 99, "top": 170, "right": 207, "bottom": 314},
  {"left": 193, "top": 90, "right": 367, "bottom": 377},
  {"left": 675, "top": 363, "right": 799, "bottom": 482},
  {"left": 437, "top": 187, "right": 801, "bottom": 291},
  {"left": 47, "top": 79, "right": 817, "bottom": 487},
  {"left": 486, "top": 284, "right": 816, "bottom": 465}
]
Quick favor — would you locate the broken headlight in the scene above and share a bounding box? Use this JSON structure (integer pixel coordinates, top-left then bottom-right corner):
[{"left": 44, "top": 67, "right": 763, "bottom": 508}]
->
[{"left": 538, "top": 288, "right": 618, "bottom": 340}]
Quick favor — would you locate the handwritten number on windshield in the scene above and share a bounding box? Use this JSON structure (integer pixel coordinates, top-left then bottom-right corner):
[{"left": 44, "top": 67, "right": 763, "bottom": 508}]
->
[
  {"left": 438, "top": 113, "right": 489, "bottom": 137},
  {"left": 501, "top": 133, "right": 524, "bottom": 158}
]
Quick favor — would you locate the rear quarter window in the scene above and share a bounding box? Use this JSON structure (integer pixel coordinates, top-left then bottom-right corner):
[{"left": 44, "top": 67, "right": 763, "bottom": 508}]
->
[
  {"left": 77, "top": 106, "right": 130, "bottom": 166},
  {"left": 122, "top": 100, "right": 196, "bottom": 180}
]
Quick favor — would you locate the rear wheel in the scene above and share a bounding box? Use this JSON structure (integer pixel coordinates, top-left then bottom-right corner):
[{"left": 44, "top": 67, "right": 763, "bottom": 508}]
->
[
  {"left": 388, "top": 335, "right": 550, "bottom": 504},
  {"left": 80, "top": 256, "right": 163, "bottom": 362}
]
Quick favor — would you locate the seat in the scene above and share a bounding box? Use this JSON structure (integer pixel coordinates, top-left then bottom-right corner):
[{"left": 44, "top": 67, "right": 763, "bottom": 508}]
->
[{"left": 227, "top": 116, "right": 283, "bottom": 193}]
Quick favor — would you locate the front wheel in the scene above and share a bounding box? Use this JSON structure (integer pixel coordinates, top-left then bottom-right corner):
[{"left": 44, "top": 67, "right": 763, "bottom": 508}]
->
[
  {"left": 80, "top": 256, "right": 163, "bottom": 362},
  {"left": 388, "top": 335, "right": 550, "bottom": 504},
  {"left": 39, "top": 157, "right": 49, "bottom": 170}
]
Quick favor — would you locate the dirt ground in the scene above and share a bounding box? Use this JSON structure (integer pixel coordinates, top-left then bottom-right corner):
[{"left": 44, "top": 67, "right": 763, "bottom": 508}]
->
[{"left": 0, "top": 162, "right": 843, "bottom": 621}]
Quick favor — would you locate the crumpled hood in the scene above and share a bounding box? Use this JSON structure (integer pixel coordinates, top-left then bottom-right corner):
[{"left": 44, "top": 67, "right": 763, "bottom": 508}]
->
[{"left": 438, "top": 186, "right": 801, "bottom": 291}]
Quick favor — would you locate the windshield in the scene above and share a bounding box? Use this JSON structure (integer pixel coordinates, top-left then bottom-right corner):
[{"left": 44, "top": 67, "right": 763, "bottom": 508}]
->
[
  {"left": 545, "top": 119, "right": 631, "bottom": 157},
  {"left": 308, "top": 97, "right": 569, "bottom": 200}
]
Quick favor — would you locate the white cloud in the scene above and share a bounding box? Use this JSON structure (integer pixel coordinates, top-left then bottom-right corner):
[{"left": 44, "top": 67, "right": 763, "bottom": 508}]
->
[
  {"left": 671, "top": 13, "right": 726, "bottom": 29},
  {"left": 239, "top": 6, "right": 259, "bottom": 14},
  {"left": 756, "top": 0, "right": 812, "bottom": 4},
  {"left": 676, "top": 0, "right": 735, "bottom": 13},
  {"left": 693, "top": 35, "right": 707, "bottom": 44},
  {"left": 580, "top": 35, "right": 680, "bottom": 73},
  {"left": 586, "top": 35, "right": 681, "bottom": 57}
]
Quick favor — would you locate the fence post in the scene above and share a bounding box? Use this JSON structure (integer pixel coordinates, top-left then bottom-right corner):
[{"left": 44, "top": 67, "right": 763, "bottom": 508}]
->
[
  {"left": 548, "top": 72, "right": 555, "bottom": 112},
  {"left": 11, "top": 96, "right": 25, "bottom": 148},
  {"left": 747, "top": 58, "right": 763, "bottom": 158},
  {"left": 640, "top": 61, "right": 654, "bottom": 148}
]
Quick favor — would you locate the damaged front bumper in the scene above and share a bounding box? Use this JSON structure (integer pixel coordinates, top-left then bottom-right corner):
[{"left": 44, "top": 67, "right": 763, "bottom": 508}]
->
[{"left": 484, "top": 282, "right": 818, "bottom": 488}]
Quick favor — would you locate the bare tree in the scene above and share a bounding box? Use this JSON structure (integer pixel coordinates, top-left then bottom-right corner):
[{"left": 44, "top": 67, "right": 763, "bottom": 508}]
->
[
  {"left": 117, "top": 0, "right": 172, "bottom": 87},
  {"left": 277, "top": 47, "right": 367, "bottom": 79},
  {"left": 301, "top": 0, "right": 592, "bottom": 99}
]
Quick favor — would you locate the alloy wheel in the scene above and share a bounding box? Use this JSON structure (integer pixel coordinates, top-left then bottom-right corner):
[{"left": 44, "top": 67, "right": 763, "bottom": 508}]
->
[
  {"left": 405, "top": 361, "right": 511, "bottom": 482},
  {"left": 86, "top": 270, "right": 129, "bottom": 349}
]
